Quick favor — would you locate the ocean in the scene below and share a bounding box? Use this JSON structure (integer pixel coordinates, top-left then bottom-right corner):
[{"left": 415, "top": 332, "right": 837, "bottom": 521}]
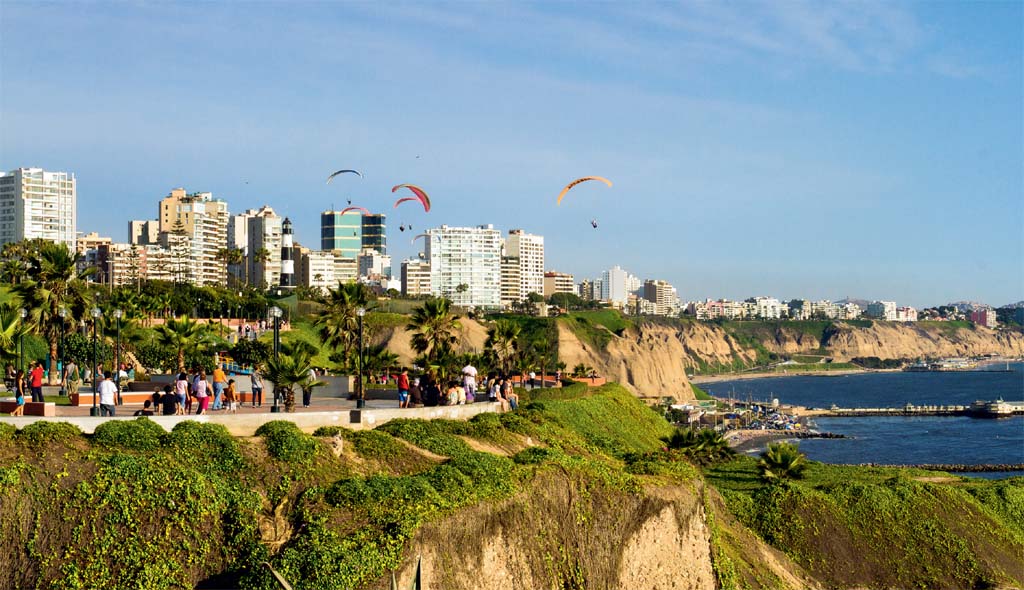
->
[{"left": 701, "top": 362, "right": 1024, "bottom": 472}]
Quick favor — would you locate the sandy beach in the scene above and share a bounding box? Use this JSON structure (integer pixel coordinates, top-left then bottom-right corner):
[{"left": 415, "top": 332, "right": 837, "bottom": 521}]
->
[{"left": 690, "top": 368, "right": 900, "bottom": 385}]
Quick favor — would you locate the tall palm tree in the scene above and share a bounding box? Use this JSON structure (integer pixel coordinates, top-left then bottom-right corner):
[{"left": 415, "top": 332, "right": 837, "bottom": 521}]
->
[
  {"left": 758, "top": 442, "right": 808, "bottom": 482},
  {"left": 0, "top": 303, "right": 28, "bottom": 365},
  {"left": 485, "top": 320, "right": 520, "bottom": 375},
  {"left": 265, "top": 342, "right": 323, "bottom": 412},
  {"left": 314, "top": 281, "right": 372, "bottom": 366},
  {"left": 14, "top": 242, "right": 94, "bottom": 384},
  {"left": 154, "top": 316, "right": 212, "bottom": 373},
  {"left": 406, "top": 298, "right": 461, "bottom": 361}
]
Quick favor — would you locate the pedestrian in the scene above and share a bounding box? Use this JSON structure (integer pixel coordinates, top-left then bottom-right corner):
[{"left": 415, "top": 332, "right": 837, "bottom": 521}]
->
[
  {"left": 528, "top": 370, "right": 536, "bottom": 389},
  {"left": 9, "top": 370, "right": 25, "bottom": 416},
  {"left": 224, "top": 379, "right": 238, "bottom": 413},
  {"left": 151, "top": 387, "right": 162, "bottom": 411},
  {"left": 303, "top": 367, "right": 316, "bottom": 407},
  {"left": 4, "top": 364, "right": 14, "bottom": 392},
  {"left": 174, "top": 372, "right": 189, "bottom": 415},
  {"left": 30, "top": 361, "right": 44, "bottom": 403},
  {"left": 160, "top": 385, "right": 177, "bottom": 416},
  {"left": 409, "top": 377, "right": 423, "bottom": 407},
  {"left": 98, "top": 372, "right": 117, "bottom": 416},
  {"left": 251, "top": 365, "right": 264, "bottom": 407},
  {"left": 63, "top": 359, "right": 79, "bottom": 397},
  {"left": 212, "top": 364, "right": 228, "bottom": 410},
  {"left": 422, "top": 373, "right": 440, "bottom": 407},
  {"left": 503, "top": 378, "right": 519, "bottom": 411},
  {"left": 194, "top": 372, "right": 209, "bottom": 415},
  {"left": 397, "top": 369, "right": 410, "bottom": 408}
]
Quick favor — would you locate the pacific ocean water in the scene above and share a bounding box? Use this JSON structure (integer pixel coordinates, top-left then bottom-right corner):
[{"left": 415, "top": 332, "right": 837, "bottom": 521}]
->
[{"left": 701, "top": 362, "right": 1024, "bottom": 472}]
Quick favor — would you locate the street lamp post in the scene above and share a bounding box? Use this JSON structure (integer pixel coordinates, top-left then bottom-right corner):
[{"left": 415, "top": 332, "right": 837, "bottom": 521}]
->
[
  {"left": 356, "top": 307, "right": 366, "bottom": 409},
  {"left": 58, "top": 307, "right": 67, "bottom": 396},
  {"left": 113, "top": 309, "right": 123, "bottom": 405},
  {"left": 90, "top": 307, "right": 102, "bottom": 417},
  {"left": 270, "top": 306, "right": 282, "bottom": 413},
  {"left": 17, "top": 308, "right": 27, "bottom": 373}
]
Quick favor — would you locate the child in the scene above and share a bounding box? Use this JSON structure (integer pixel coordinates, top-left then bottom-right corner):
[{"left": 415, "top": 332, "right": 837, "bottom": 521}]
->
[
  {"left": 133, "top": 400, "right": 155, "bottom": 416},
  {"left": 224, "top": 379, "right": 238, "bottom": 413}
]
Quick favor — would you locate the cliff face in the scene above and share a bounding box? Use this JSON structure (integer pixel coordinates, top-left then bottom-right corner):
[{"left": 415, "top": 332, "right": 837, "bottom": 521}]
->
[{"left": 821, "top": 323, "right": 1024, "bottom": 361}]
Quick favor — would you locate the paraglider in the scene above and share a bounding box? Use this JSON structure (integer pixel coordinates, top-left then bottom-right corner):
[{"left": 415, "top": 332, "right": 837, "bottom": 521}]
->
[
  {"left": 411, "top": 233, "right": 429, "bottom": 245},
  {"left": 556, "top": 176, "right": 612, "bottom": 205},
  {"left": 326, "top": 169, "right": 362, "bottom": 183},
  {"left": 339, "top": 206, "right": 370, "bottom": 216},
  {"left": 392, "top": 196, "right": 420, "bottom": 209},
  {"left": 391, "top": 184, "right": 431, "bottom": 212},
  {"left": 591, "top": 219, "right": 598, "bottom": 229},
  {"left": 399, "top": 224, "right": 406, "bottom": 232}
]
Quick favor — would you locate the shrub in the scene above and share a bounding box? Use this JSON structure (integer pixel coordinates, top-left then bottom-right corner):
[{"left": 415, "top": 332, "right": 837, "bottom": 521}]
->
[
  {"left": 92, "top": 417, "right": 165, "bottom": 451},
  {"left": 0, "top": 422, "right": 16, "bottom": 441},
  {"left": 312, "top": 425, "right": 348, "bottom": 437},
  {"left": 18, "top": 421, "right": 81, "bottom": 444},
  {"left": 166, "top": 421, "right": 246, "bottom": 473},
  {"left": 256, "top": 420, "right": 319, "bottom": 464}
]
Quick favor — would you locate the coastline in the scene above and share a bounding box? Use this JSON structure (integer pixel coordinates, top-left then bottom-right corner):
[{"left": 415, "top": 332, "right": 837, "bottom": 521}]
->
[{"left": 690, "top": 368, "right": 896, "bottom": 385}]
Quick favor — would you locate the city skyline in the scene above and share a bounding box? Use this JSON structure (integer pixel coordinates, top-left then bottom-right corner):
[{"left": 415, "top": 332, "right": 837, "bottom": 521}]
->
[{"left": 2, "top": 2, "right": 1021, "bottom": 307}]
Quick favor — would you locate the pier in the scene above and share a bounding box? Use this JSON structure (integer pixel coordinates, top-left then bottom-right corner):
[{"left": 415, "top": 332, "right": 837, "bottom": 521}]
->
[{"left": 824, "top": 400, "right": 1024, "bottom": 418}]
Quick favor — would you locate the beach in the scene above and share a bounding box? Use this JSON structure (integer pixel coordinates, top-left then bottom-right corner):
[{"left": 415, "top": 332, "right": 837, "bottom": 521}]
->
[{"left": 690, "top": 368, "right": 893, "bottom": 385}]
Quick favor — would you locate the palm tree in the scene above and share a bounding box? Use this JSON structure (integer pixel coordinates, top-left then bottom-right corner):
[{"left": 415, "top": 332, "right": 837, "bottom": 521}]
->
[
  {"left": 406, "top": 297, "right": 461, "bottom": 361},
  {"left": 0, "top": 304, "right": 28, "bottom": 365},
  {"left": 314, "top": 281, "right": 372, "bottom": 366},
  {"left": 13, "top": 242, "right": 94, "bottom": 384},
  {"left": 662, "top": 428, "right": 735, "bottom": 466},
  {"left": 266, "top": 342, "right": 323, "bottom": 412},
  {"left": 154, "top": 316, "right": 212, "bottom": 373},
  {"left": 758, "top": 442, "right": 808, "bottom": 482},
  {"left": 485, "top": 320, "right": 520, "bottom": 375}
]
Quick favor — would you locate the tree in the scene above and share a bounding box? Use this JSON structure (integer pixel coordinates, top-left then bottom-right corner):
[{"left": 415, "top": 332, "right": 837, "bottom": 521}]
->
[
  {"left": 13, "top": 242, "right": 94, "bottom": 384},
  {"left": 314, "top": 281, "right": 373, "bottom": 368},
  {"left": 265, "top": 342, "right": 324, "bottom": 412},
  {"left": 758, "top": 442, "right": 808, "bottom": 482},
  {"left": 230, "top": 339, "right": 271, "bottom": 368},
  {"left": 154, "top": 316, "right": 213, "bottom": 373},
  {"left": 662, "top": 428, "right": 735, "bottom": 466},
  {"left": 406, "top": 297, "right": 461, "bottom": 361},
  {"left": 485, "top": 320, "right": 521, "bottom": 375},
  {"left": 0, "top": 304, "right": 29, "bottom": 365}
]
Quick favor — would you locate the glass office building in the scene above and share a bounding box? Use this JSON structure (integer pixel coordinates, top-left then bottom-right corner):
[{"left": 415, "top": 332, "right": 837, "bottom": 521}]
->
[{"left": 321, "top": 211, "right": 387, "bottom": 258}]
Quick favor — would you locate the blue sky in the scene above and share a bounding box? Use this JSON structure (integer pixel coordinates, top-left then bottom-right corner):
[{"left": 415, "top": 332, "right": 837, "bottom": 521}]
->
[{"left": 2, "top": 1, "right": 1021, "bottom": 307}]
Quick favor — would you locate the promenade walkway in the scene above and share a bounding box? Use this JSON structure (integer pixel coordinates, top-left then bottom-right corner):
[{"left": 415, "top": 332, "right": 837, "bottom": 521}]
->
[{"left": 0, "top": 385, "right": 500, "bottom": 436}]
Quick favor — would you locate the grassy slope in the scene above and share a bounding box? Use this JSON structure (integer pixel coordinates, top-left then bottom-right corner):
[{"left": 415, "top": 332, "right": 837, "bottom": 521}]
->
[{"left": 706, "top": 456, "right": 1024, "bottom": 589}]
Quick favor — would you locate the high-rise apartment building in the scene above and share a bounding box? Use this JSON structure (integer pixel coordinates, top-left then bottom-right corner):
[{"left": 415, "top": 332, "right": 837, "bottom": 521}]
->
[
  {"left": 426, "top": 224, "right": 502, "bottom": 308},
  {"left": 544, "top": 272, "right": 575, "bottom": 298},
  {"left": 152, "top": 188, "right": 229, "bottom": 286},
  {"left": 577, "top": 279, "right": 596, "bottom": 301},
  {"left": 503, "top": 229, "right": 545, "bottom": 303},
  {"left": 499, "top": 255, "right": 522, "bottom": 309},
  {"left": 401, "top": 258, "right": 432, "bottom": 297},
  {"left": 362, "top": 214, "right": 387, "bottom": 255},
  {"left": 866, "top": 300, "right": 898, "bottom": 321},
  {"left": 0, "top": 168, "right": 77, "bottom": 250},
  {"left": 357, "top": 248, "right": 391, "bottom": 279},
  {"left": 600, "top": 265, "right": 631, "bottom": 305},
  {"left": 246, "top": 206, "right": 283, "bottom": 289},
  {"left": 643, "top": 279, "right": 680, "bottom": 316}
]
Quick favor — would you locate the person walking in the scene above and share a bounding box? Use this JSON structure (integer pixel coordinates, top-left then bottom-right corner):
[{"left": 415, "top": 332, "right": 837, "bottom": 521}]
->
[
  {"left": 30, "top": 361, "right": 44, "bottom": 403},
  {"left": 160, "top": 385, "right": 178, "bottom": 416},
  {"left": 174, "top": 372, "right": 189, "bottom": 415},
  {"left": 212, "top": 364, "right": 228, "bottom": 410},
  {"left": 251, "top": 365, "right": 264, "bottom": 407},
  {"left": 194, "top": 372, "right": 210, "bottom": 415},
  {"left": 98, "top": 372, "right": 117, "bottom": 417},
  {"left": 224, "top": 379, "right": 238, "bottom": 413},
  {"left": 397, "top": 369, "right": 410, "bottom": 409},
  {"left": 303, "top": 367, "right": 316, "bottom": 408},
  {"left": 63, "top": 359, "right": 80, "bottom": 398},
  {"left": 9, "top": 370, "right": 25, "bottom": 416}
]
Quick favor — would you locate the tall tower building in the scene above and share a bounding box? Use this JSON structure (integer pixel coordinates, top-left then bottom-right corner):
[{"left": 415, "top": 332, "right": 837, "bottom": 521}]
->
[
  {"left": 246, "top": 206, "right": 282, "bottom": 289},
  {"left": 280, "top": 217, "right": 295, "bottom": 288},
  {"left": 321, "top": 210, "right": 363, "bottom": 257},
  {"left": 503, "top": 229, "right": 544, "bottom": 303},
  {"left": 361, "top": 214, "right": 387, "bottom": 255},
  {"left": 155, "top": 188, "right": 228, "bottom": 286},
  {"left": 600, "top": 265, "right": 630, "bottom": 305},
  {"left": 0, "top": 167, "right": 77, "bottom": 250},
  {"left": 426, "top": 224, "right": 502, "bottom": 308}
]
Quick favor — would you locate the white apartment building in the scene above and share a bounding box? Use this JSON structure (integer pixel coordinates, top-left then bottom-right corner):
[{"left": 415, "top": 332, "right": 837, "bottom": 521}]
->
[
  {"left": 600, "top": 266, "right": 631, "bottom": 305},
  {"left": 895, "top": 306, "right": 918, "bottom": 322},
  {"left": 297, "top": 248, "right": 337, "bottom": 290},
  {"left": 0, "top": 168, "right": 77, "bottom": 250},
  {"left": 426, "top": 225, "right": 503, "bottom": 308},
  {"left": 503, "top": 229, "right": 545, "bottom": 302},
  {"left": 811, "top": 300, "right": 840, "bottom": 320},
  {"left": 500, "top": 256, "right": 522, "bottom": 309},
  {"left": 246, "top": 206, "right": 282, "bottom": 289},
  {"left": 161, "top": 189, "right": 229, "bottom": 286},
  {"left": 839, "top": 302, "right": 863, "bottom": 320},
  {"left": 866, "top": 300, "right": 898, "bottom": 321},
  {"left": 401, "top": 258, "right": 432, "bottom": 297},
  {"left": 748, "top": 296, "right": 782, "bottom": 319},
  {"left": 357, "top": 248, "right": 391, "bottom": 280},
  {"left": 543, "top": 271, "right": 575, "bottom": 298}
]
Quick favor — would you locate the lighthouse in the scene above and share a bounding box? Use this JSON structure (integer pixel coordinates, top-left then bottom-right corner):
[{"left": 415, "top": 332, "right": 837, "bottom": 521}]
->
[{"left": 280, "top": 217, "right": 295, "bottom": 288}]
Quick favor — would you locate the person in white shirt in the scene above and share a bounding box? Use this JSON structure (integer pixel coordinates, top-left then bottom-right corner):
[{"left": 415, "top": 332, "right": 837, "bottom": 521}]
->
[{"left": 98, "top": 373, "right": 118, "bottom": 416}]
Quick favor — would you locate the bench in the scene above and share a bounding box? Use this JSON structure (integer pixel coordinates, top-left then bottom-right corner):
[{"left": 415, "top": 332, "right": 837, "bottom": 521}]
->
[{"left": 0, "top": 401, "right": 56, "bottom": 417}]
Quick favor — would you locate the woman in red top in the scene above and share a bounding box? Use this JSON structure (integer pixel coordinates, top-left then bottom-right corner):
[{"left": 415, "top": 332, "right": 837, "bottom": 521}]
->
[{"left": 30, "top": 362, "right": 44, "bottom": 403}]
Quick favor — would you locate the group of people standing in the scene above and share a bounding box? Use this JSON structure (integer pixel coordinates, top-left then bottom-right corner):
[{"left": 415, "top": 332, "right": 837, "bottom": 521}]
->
[
  {"left": 5, "top": 361, "right": 47, "bottom": 416},
  {"left": 394, "top": 367, "right": 519, "bottom": 411},
  {"left": 171, "top": 364, "right": 246, "bottom": 415}
]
